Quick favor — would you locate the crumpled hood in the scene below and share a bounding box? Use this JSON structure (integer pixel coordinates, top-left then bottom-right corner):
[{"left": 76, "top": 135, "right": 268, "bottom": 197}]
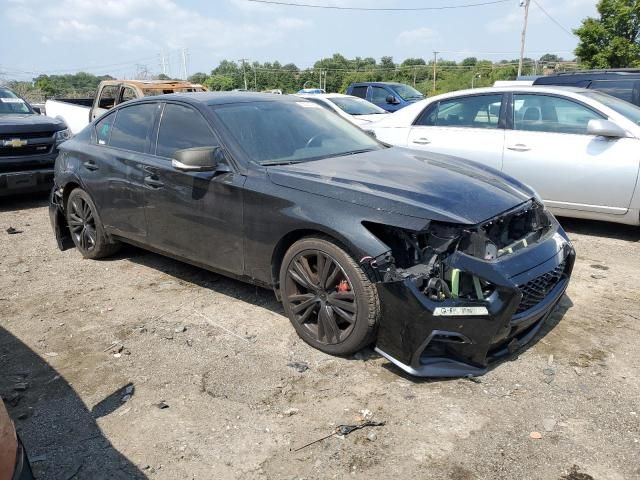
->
[
  {"left": 0, "top": 114, "right": 66, "bottom": 135},
  {"left": 267, "top": 147, "right": 535, "bottom": 225}
]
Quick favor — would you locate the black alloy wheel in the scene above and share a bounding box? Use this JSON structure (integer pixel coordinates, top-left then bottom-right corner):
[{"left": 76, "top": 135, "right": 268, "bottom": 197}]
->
[
  {"left": 280, "top": 237, "right": 379, "bottom": 355},
  {"left": 68, "top": 195, "right": 97, "bottom": 253},
  {"left": 65, "top": 188, "right": 119, "bottom": 259},
  {"left": 285, "top": 250, "right": 357, "bottom": 345}
]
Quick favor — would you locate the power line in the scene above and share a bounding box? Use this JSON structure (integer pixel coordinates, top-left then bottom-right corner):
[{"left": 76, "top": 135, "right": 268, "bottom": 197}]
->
[
  {"left": 532, "top": 0, "right": 575, "bottom": 37},
  {"left": 247, "top": 0, "right": 510, "bottom": 11}
]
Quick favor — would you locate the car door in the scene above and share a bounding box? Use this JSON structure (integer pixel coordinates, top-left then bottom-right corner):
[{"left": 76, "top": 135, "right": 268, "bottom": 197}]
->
[
  {"left": 406, "top": 93, "right": 507, "bottom": 170},
  {"left": 502, "top": 93, "right": 639, "bottom": 215},
  {"left": 142, "top": 102, "right": 246, "bottom": 275},
  {"left": 91, "top": 84, "right": 120, "bottom": 121},
  {"left": 85, "top": 103, "right": 159, "bottom": 241}
]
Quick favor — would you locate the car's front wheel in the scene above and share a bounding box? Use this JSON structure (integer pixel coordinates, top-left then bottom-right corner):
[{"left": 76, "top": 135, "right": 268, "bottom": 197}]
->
[
  {"left": 66, "top": 188, "right": 120, "bottom": 259},
  {"left": 280, "top": 237, "right": 380, "bottom": 356}
]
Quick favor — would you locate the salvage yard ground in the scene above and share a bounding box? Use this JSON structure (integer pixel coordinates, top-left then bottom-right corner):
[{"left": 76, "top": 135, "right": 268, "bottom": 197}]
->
[{"left": 1, "top": 194, "right": 639, "bottom": 480}]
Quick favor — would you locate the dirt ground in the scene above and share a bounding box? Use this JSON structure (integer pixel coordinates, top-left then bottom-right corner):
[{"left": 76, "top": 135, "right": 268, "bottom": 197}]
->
[{"left": 0, "top": 194, "right": 639, "bottom": 480}]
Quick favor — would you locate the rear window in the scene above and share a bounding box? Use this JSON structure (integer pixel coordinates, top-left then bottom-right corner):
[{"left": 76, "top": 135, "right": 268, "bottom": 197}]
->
[
  {"left": 589, "top": 79, "right": 640, "bottom": 104},
  {"left": 350, "top": 86, "right": 368, "bottom": 99}
]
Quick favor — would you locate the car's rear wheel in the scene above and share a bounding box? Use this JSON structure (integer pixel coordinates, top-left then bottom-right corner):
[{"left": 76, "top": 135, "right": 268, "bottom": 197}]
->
[
  {"left": 66, "top": 188, "right": 119, "bottom": 259},
  {"left": 280, "top": 237, "right": 380, "bottom": 356}
]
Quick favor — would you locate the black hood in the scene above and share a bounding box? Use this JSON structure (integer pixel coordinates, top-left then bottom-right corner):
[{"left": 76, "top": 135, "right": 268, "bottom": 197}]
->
[
  {"left": 267, "top": 148, "right": 536, "bottom": 225},
  {"left": 0, "top": 114, "right": 66, "bottom": 134}
]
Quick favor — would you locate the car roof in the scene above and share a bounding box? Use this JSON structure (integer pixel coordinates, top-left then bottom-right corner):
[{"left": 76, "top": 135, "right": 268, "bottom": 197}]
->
[
  {"left": 297, "top": 93, "right": 355, "bottom": 100},
  {"left": 136, "top": 91, "right": 304, "bottom": 106},
  {"left": 426, "top": 85, "right": 593, "bottom": 99},
  {"left": 350, "top": 82, "right": 405, "bottom": 87}
]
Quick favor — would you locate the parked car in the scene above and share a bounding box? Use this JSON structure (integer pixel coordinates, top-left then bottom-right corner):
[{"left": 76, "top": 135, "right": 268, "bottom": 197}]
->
[
  {"left": 371, "top": 85, "right": 640, "bottom": 226},
  {"left": 0, "top": 397, "right": 33, "bottom": 480},
  {"left": 296, "top": 93, "right": 389, "bottom": 126},
  {"left": 534, "top": 69, "right": 640, "bottom": 107},
  {"left": 0, "top": 86, "right": 70, "bottom": 197},
  {"left": 346, "top": 82, "right": 425, "bottom": 112},
  {"left": 45, "top": 80, "right": 206, "bottom": 134},
  {"left": 49, "top": 92, "right": 574, "bottom": 377}
]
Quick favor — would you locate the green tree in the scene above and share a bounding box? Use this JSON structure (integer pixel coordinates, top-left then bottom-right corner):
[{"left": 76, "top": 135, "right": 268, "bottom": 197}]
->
[
  {"left": 188, "top": 72, "right": 209, "bottom": 84},
  {"left": 575, "top": 0, "right": 640, "bottom": 68},
  {"left": 539, "top": 53, "right": 562, "bottom": 63},
  {"left": 205, "top": 75, "right": 234, "bottom": 91}
]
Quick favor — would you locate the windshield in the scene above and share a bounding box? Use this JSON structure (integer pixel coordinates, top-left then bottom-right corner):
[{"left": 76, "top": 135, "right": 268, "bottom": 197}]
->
[
  {"left": 0, "top": 88, "right": 32, "bottom": 115},
  {"left": 213, "top": 100, "right": 382, "bottom": 165},
  {"left": 582, "top": 90, "right": 640, "bottom": 125},
  {"left": 328, "top": 96, "right": 387, "bottom": 116},
  {"left": 392, "top": 84, "right": 424, "bottom": 101}
]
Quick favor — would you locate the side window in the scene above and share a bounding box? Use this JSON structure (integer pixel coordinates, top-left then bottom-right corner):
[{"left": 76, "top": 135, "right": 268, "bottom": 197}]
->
[
  {"left": 120, "top": 87, "right": 137, "bottom": 104},
  {"left": 590, "top": 79, "right": 636, "bottom": 103},
  {"left": 415, "top": 104, "right": 438, "bottom": 126},
  {"left": 513, "top": 94, "right": 603, "bottom": 135},
  {"left": 371, "top": 87, "right": 389, "bottom": 104},
  {"left": 434, "top": 94, "right": 503, "bottom": 129},
  {"left": 109, "top": 103, "right": 157, "bottom": 153},
  {"left": 95, "top": 111, "right": 116, "bottom": 145},
  {"left": 350, "top": 86, "right": 368, "bottom": 99},
  {"left": 156, "top": 103, "right": 217, "bottom": 158},
  {"left": 98, "top": 85, "right": 119, "bottom": 109}
]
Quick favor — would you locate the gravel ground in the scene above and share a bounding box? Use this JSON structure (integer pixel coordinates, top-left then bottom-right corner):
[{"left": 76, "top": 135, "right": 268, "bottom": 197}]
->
[{"left": 1, "top": 194, "right": 639, "bottom": 480}]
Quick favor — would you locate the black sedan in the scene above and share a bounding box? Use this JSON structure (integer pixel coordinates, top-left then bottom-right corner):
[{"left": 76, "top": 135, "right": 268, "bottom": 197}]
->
[{"left": 49, "top": 92, "right": 575, "bottom": 377}]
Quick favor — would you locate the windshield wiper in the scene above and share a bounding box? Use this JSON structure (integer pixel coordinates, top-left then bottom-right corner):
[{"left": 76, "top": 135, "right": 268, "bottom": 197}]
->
[
  {"left": 260, "top": 160, "right": 303, "bottom": 166},
  {"left": 324, "top": 148, "right": 377, "bottom": 159}
]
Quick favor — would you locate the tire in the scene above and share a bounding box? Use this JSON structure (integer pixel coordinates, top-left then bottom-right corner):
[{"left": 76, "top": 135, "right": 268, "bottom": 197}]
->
[
  {"left": 279, "top": 236, "right": 380, "bottom": 356},
  {"left": 66, "top": 188, "right": 120, "bottom": 259}
]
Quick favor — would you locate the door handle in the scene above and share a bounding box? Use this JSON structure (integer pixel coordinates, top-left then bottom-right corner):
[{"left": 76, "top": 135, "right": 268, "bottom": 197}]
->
[
  {"left": 412, "top": 138, "right": 431, "bottom": 145},
  {"left": 144, "top": 176, "right": 164, "bottom": 189},
  {"left": 83, "top": 161, "right": 99, "bottom": 171},
  {"left": 506, "top": 144, "right": 531, "bottom": 152}
]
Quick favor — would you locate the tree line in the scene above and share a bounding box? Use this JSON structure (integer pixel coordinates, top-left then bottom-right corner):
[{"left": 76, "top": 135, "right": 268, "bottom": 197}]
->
[{"left": 4, "top": 53, "right": 573, "bottom": 103}]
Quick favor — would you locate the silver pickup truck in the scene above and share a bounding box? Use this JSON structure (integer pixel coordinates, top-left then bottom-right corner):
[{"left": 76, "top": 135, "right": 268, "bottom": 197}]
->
[{"left": 45, "top": 79, "right": 206, "bottom": 133}]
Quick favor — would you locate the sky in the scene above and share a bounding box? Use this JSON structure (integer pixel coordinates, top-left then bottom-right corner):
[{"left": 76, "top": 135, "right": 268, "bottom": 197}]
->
[{"left": 1, "top": 0, "right": 598, "bottom": 81}]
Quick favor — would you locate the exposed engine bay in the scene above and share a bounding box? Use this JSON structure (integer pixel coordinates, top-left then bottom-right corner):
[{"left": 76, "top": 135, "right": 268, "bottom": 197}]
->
[{"left": 363, "top": 200, "right": 552, "bottom": 302}]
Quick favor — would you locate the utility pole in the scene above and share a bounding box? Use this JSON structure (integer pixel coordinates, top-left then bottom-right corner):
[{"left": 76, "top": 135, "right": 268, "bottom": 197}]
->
[
  {"left": 159, "top": 50, "right": 167, "bottom": 76},
  {"left": 413, "top": 66, "right": 417, "bottom": 87},
  {"left": 432, "top": 51, "right": 439, "bottom": 93},
  {"left": 239, "top": 59, "right": 249, "bottom": 90},
  {"left": 254, "top": 66, "right": 257, "bottom": 91},
  {"left": 181, "top": 48, "right": 189, "bottom": 80},
  {"left": 517, "top": 0, "right": 531, "bottom": 79}
]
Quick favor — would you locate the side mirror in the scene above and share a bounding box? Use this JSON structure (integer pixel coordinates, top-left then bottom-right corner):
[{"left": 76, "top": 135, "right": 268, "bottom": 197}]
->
[
  {"left": 172, "top": 146, "right": 226, "bottom": 172},
  {"left": 32, "top": 106, "right": 42, "bottom": 115},
  {"left": 587, "top": 119, "right": 627, "bottom": 138},
  {"left": 385, "top": 95, "right": 399, "bottom": 105}
]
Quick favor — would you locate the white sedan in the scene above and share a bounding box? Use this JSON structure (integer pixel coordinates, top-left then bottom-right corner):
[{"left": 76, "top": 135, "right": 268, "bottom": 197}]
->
[
  {"left": 296, "top": 93, "right": 389, "bottom": 127},
  {"left": 370, "top": 86, "right": 640, "bottom": 226}
]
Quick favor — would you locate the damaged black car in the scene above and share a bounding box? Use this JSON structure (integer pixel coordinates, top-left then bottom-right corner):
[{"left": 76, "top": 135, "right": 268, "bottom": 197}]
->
[{"left": 49, "top": 93, "right": 575, "bottom": 377}]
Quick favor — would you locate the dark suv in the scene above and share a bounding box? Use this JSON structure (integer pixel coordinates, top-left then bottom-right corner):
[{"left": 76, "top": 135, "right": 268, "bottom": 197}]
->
[
  {"left": 0, "top": 87, "right": 70, "bottom": 197},
  {"left": 533, "top": 69, "right": 640, "bottom": 106},
  {"left": 346, "top": 82, "right": 425, "bottom": 112}
]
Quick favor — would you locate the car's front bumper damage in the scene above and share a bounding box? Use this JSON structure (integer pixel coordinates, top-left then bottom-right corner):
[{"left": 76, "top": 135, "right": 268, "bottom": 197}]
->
[{"left": 369, "top": 202, "right": 575, "bottom": 377}]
